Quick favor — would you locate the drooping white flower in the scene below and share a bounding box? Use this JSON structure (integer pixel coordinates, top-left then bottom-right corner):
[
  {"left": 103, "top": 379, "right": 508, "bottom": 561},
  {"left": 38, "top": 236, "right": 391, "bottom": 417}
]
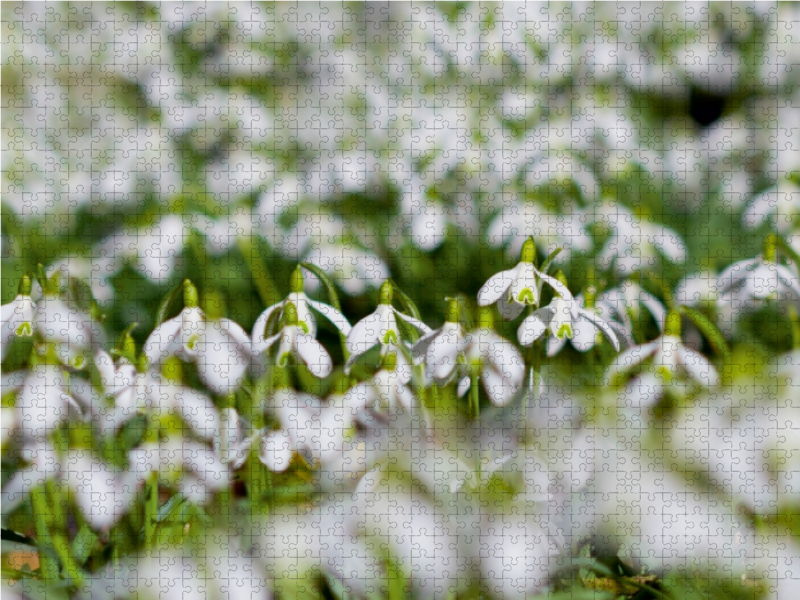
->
[
  {"left": 412, "top": 298, "right": 468, "bottom": 384},
  {"left": 5, "top": 365, "right": 82, "bottom": 441},
  {"left": 342, "top": 348, "right": 417, "bottom": 417},
  {"left": 345, "top": 281, "right": 431, "bottom": 371},
  {"left": 536, "top": 293, "right": 621, "bottom": 355},
  {"left": 144, "top": 280, "right": 251, "bottom": 394},
  {"left": 607, "top": 312, "right": 719, "bottom": 407},
  {"left": 595, "top": 280, "right": 667, "bottom": 347},
  {"left": 257, "top": 386, "right": 340, "bottom": 473},
  {"left": 255, "top": 301, "right": 334, "bottom": 378},
  {"left": 0, "top": 275, "right": 35, "bottom": 362},
  {"left": 717, "top": 242, "right": 800, "bottom": 307},
  {"left": 477, "top": 237, "right": 572, "bottom": 320},
  {"left": 251, "top": 265, "right": 351, "bottom": 352},
  {"left": 457, "top": 308, "right": 525, "bottom": 407}
]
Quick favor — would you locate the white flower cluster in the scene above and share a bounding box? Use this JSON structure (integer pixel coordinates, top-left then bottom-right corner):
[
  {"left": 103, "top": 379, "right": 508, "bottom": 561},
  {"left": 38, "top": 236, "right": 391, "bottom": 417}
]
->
[{"left": 3, "top": 237, "right": 800, "bottom": 599}]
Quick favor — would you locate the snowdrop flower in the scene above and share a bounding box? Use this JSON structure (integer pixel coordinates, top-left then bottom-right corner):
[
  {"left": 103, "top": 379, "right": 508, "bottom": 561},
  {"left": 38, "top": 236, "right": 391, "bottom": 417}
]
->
[
  {"left": 458, "top": 307, "right": 525, "bottom": 407},
  {"left": 596, "top": 203, "right": 687, "bottom": 276},
  {"left": 64, "top": 451, "right": 141, "bottom": 531},
  {"left": 607, "top": 311, "right": 719, "bottom": 407},
  {"left": 1, "top": 275, "right": 35, "bottom": 361},
  {"left": 345, "top": 281, "right": 431, "bottom": 371},
  {"left": 258, "top": 383, "right": 334, "bottom": 472},
  {"left": 343, "top": 348, "right": 417, "bottom": 417},
  {"left": 716, "top": 236, "right": 800, "bottom": 306},
  {"left": 477, "top": 237, "right": 572, "bottom": 320},
  {"left": 742, "top": 182, "right": 800, "bottom": 234},
  {"left": 5, "top": 365, "right": 82, "bottom": 441},
  {"left": 595, "top": 280, "right": 667, "bottom": 347},
  {"left": 412, "top": 298, "right": 468, "bottom": 384},
  {"left": 213, "top": 406, "right": 252, "bottom": 471},
  {"left": 1, "top": 441, "right": 61, "bottom": 515},
  {"left": 144, "top": 280, "right": 250, "bottom": 394},
  {"left": 73, "top": 346, "right": 160, "bottom": 437},
  {"left": 251, "top": 265, "right": 351, "bottom": 351},
  {"left": 255, "top": 301, "right": 334, "bottom": 378},
  {"left": 542, "top": 291, "right": 621, "bottom": 355}
]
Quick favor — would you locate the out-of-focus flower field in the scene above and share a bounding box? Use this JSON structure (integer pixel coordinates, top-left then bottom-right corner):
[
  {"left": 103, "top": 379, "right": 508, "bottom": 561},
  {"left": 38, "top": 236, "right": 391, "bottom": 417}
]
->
[{"left": 2, "top": 3, "right": 800, "bottom": 599}]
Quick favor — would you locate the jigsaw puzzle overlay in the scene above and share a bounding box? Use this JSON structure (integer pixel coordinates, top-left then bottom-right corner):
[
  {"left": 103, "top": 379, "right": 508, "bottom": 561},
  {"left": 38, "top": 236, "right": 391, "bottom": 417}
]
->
[{"left": 2, "top": 3, "right": 800, "bottom": 599}]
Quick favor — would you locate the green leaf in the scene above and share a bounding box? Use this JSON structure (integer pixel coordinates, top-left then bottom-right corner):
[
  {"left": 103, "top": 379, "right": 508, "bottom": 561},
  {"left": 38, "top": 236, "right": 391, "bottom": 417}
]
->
[
  {"left": 70, "top": 523, "right": 97, "bottom": 565},
  {"left": 538, "top": 246, "right": 563, "bottom": 274},
  {"left": 300, "top": 262, "right": 344, "bottom": 313},
  {"left": 238, "top": 236, "right": 279, "bottom": 307},
  {"left": 300, "top": 262, "right": 349, "bottom": 360},
  {"left": 679, "top": 305, "right": 731, "bottom": 358},
  {"left": 388, "top": 279, "right": 422, "bottom": 321},
  {"left": 154, "top": 279, "right": 185, "bottom": 327},
  {"left": 777, "top": 235, "right": 800, "bottom": 269}
]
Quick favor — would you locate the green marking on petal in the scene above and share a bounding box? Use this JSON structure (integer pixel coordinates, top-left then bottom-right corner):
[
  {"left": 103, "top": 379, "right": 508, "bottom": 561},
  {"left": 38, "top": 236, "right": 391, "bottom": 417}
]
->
[
  {"left": 73, "top": 354, "right": 86, "bottom": 369},
  {"left": 382, "top": 329, "right": 398, "bottom": 346},
  {"left": 283, "top": 302, "right": 299, "bottom": 326},
  {"left": 15, "top": 322, "right": 33, "bottom": 337},
  {"left": 186, "top": 334, "right": 200, "bottom": 352},
  {"left": 556, "top": 323, "right": 572, "bottom": 340},
  {"left": 517, "top": 288, "right": 535, "bottom": 305}
]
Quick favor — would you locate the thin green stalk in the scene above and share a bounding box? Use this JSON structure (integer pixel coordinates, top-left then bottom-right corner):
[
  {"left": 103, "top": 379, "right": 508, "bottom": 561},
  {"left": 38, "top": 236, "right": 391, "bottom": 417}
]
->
[
  {"left": 31, "top": 487, "right": 59, "bottom": 583},
  {"left": 144, "top": 473, "right": 159, "bottom": 547},
  {"left": 790, "top": 305, "right": 800, "bottom": 350},
  {"left": 470, "top": 372, "right": 480, "bottom": 420}
]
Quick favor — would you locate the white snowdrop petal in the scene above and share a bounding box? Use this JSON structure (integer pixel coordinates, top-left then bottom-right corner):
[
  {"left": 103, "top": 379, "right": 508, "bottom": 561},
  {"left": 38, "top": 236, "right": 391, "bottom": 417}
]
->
[
  {"left": 296, "top": 333, "right": 333, "bottom": 378},
  {"left": 143, "top": 315, "right": 183, "bottom": 365},
  {"left": 678, "top": 346, "right": 720, "bottom": 387},
  {"left": 260, "top": 430, "right": 294, "bottom": 472},
  {"left": 517, "top": 313, "right": 547, "bottom": 346}
]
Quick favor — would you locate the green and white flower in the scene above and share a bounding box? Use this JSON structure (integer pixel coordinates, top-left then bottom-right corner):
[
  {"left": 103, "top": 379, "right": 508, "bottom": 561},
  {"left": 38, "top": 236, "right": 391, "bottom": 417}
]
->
[
  {"left": 477, "top": 238, "right": 571, "bottom": 319},
  {"left": 144, "top": 280, "right": 251, "bottom": 394},
  {"left": 0, "top": 275, "right": 35, "bottom": 361}
]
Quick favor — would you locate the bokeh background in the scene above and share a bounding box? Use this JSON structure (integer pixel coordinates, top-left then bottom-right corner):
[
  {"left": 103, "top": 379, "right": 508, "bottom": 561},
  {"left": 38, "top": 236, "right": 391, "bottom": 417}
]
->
[{"left": 4, "top": 2, "right": 799, "bottom": 346}]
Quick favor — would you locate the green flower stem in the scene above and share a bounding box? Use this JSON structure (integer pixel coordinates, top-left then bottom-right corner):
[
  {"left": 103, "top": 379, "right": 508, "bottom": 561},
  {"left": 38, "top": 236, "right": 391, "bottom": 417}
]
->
[
  {"left": 790, "top": 305, "right": 800, "bottom": 350},
  {"left": 248, "top": 442, "right": 271, "bottom": 517},
  {"left": 470, "top": 372, "right": 480, "bottom": 420},
  {"left": 31, "top": 486, "right": 60, "bottom": 584},
  {"left": 144, "top": 472, "right": 159, "bottom": 548},
  {"left": 237, "top": 237, "right": 279, "bottom": 307}
]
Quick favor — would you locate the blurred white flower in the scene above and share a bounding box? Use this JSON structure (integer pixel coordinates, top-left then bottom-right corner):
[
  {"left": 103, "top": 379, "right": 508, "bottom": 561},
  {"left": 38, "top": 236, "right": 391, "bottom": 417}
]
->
[
  {"left": 258, "top": 387, "right": 337, "bottom": 472},
  {"left": 607, "top": 315, "right": 719, "bottom": 407},
  {"left": 5, "top": 365, "right": 82, "bottom": 441},
  {"left": 596, "top": 203, "right": 686, "bottom": 275},
  {"left": 412, "top": 299, "right": 468, "bottom": 384},
  {"left": 742, "top": 182, "right": 800, "bottom": 234},
  {"left": 64, "top": 451, "right": 141, "bottom": 531},
  {"left": 717, "top": 255, "right": 800, "bottom": 307},
  {"left": 477, "top": 238, "right": 572, "bottom": 320},
  {"left": 595, "top": 281, "right": 667, "bottom": 347},
  {"left": 2, "top": 441, "right": 62, "bottom": 516},
  {"left": 459, "top": 325, "right": 525, "bottom": 407},
  {"left": 144, "top": 282, "right": 250, "bottom": 394}
]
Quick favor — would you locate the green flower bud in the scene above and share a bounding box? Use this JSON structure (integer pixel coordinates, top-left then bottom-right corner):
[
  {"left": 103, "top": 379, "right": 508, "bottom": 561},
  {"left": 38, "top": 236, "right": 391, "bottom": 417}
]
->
[
  {"left": 379, "top": 280, "right": 393, "bottom": 305},
  {"left": 521, "top": 237, "right": 537, "bottom": 264},
  {"left": 19, "top": 274, "right": 32, "bottom": 296},
  {"left": 553, "top": 270, "right": 569, "bottom": 290},
  {"left": 477, "top": 305, "right": 495, "bottom": 330},
  {"left": 763, "top": 234, "right": 778, "bottom": 263},
  {"left": 290, "top": 266, "right": 305, "bottom": 293},
  {"left": 445, "top": 297, "right": 460, "bottom": 324},
  {"left": 665, "top": 310, "right": 682, "bottom": 337},
  {"left": 183, "top": 280, "right": 199, "bottom": 308}
]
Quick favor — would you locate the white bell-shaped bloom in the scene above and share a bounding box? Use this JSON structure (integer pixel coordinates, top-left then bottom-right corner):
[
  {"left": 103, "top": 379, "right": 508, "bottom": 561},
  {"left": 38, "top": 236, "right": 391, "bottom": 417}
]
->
[
  {"left": 257, "top": 302, "right": 334, "bottom": 379},
  {"left": 526, "top": 293, "right": 621, "bottom": 355},
  {"left": 5, "top": 365, "right": 82, "bottom": 441},
  {"left": 595, "top": 280, "right": 667, "bottom": 347},
  {"left": 477, "top": 238, "right": 571, "bottom": 320},
  {"left": 251, "top": 266, "right": 351, "bottom": 353},
  {"left": 607, "top": 316, "right": 719, "bottom": 407},
  {"left": 458, "top": 327, "right": 525, "bottom": 407},
  {"left": 412, "top": 301, "right": 468, "bottom": 384},
  {"left": 717, "top": 256, "right": 800, "bottom": 306},
  {"left": 258, "top": 387, "right": 334, "bottom": 472},
  {"left": 144, "top": 282, "right": 251, "bottom": 395},
  {"left": 345, "top": 281, "right": 431, "bottom": 370},
  {"left": 1, "top": 276, "right": 36, "bottom": 362}
]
